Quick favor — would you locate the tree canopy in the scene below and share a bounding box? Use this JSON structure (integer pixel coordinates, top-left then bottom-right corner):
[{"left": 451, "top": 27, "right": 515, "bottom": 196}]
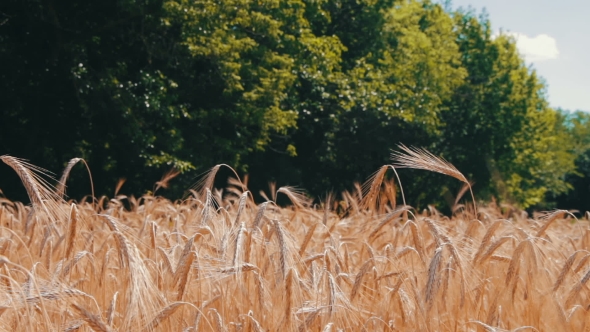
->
[{"left": 1, "top": 0, "right": 588, "bottom": 210}]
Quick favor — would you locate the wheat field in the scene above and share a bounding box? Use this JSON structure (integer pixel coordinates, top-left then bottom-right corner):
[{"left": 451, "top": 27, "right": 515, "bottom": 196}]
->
[{"left": 0, "top": 153, "right": 589, "bottom": 331}]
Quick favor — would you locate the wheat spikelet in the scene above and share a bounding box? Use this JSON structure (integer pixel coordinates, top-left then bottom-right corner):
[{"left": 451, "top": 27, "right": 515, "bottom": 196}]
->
[
  {"left": 489, "top": 255, "right": 511, "bottom": 263},
  {"left": 61, "top": 250, "right": 92, "bottom": 277},
  {"left": 304, "top": 253, "right": 325, "bottom": 265},
  {"left": 298, "top": 308, "right": 321, "bottom": 332},
  {"left": 440, "top": 259, "right": 452, "bottom": 311},
  {"left": 191, "top": 295, "right": 222, "bottom": 331},
  {"left": 573, "top": 253, "right": 590, "bottom": 273},
  {"left": 190, "top": 164, "right": 245, "bottom": 199},
  {"left": 143, "top": 302, "right": 184, "bottom": 331},
  {"left": 106, "top": 291, "right": 118, "bottom": 327},
  {"left": 173, "top": 236, "right": 196, "bottom": 301},
  {"left": 0, "top": 156, "right": 65, "bottom": 232},
  {"left": 209, "top": 308, "right": 225, "bottom": 332},
  {"left": 425, "top": 246, "right": 443, "bottom": 310},
  {"left": 56, "top": 157, "right": 83, "bottom": 198},
  {"left": 200, "top": 189, "right": 213, "bottom": 226},
  {"left": 394, "top": 247, "right": 420, "bottom": 261},
  {"left": 298, "top": 223, "right": 318, "bottom": 257},
  {"left": 150, "top": 221, "right": 157, "bottom": 250},
  {"left": 176, "top": 251, "right": 195, "bottom": 301},
  {"left": 244, "top": 311, "right": 263, "bottom": 332},
  {"left": 408, "top": 221, "right": 426, "bottom": 263},
  {"left": 392, "top": 145, "right": 467, "bottom": 183},
  {"left": 252, "top": 201, "right": 269, "bottom": 230},
  {"left": 368, "top": 206, "right": 409, "bottom": 240},
  {"left": 192, "top": 165, "right": 222, "bottom": 197},
  {"left": 157, "top": 247, "right": 174, "bottom": 273},
  {"left": 232, "top": 222, "right": 246, "bottom": 270},
  {"left": 506, "top": 239, "right": 529, "bottom": 286},
  {"left": 72, "top": 304, "right": 111, "bottom": 332},
  {"left": 566, "top": 267, "right": 590, "bottom": 308},
  {"left": 219, "top": 263, "right": 257, "bottom": 274},
  {"left": 326, "top": 271, "right": 336, "bottom": 317},
  {"left": 63, "top": 320, "right": 84, "bottom": 332},
  {"left": 461, "top": 219, "right": 480, "bottom": 249},
  {"left": 25, "top": 287, "right": 88, "bottom": 304},
  {"left": 284, "top": 268, "right": 295, "bottom": 328},
  {"left": 477, "top": 236, "right": 514, "bottom": 265},
  {"left": 535, "top": 210, "right": 568, "bottom": 238},
  {"left": 153, "top": 167, "right": 180, "bottom": 194},
  {"left": 554, "top": 251, "right": 580, "bottom": 292},
  {"left": 473, "top": 220, "right": 503, "bottom": 263},
  {"left": 45, "top": 239, "right": 53, "bottom": 271},
  {"left": 391, "top": 144, "right": 476, "bottom": 214},
  {"left": 234, "top": 192, "right": 249, "bottom": 226},
  {"left": 425, "top": 218, "right": 444, "bottom": 247},
  {"left": 351, "top": 258, "right": 374, "bottom": 302},
  {"left": 276, "top": 186, "right": 310, "bottom": 209},
  {"left": 273, "top": 219, "right": 289, "bottom": 280},
  {"left": 175, "top": 235, "right": 195, "bottom": 282},
  {"left": 64, "top": 203, "right": 78, "bottom": 259},
  {"left": 254, "top": 271, "right": 265, "bottom": 314},
  {"left": 361, "top": 165, "right": 389, "bottom": 211}
]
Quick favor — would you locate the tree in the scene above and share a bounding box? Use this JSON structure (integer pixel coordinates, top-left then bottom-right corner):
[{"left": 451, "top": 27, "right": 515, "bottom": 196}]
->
[
  {"left": 248, "top": 0, "right": 467, "bottom": 201},
  {"left": 437, "top": 9, "right": 576, "bottom": 208},
  {"left": 553, "top": 110, "right": 590, "bottom": 212}
]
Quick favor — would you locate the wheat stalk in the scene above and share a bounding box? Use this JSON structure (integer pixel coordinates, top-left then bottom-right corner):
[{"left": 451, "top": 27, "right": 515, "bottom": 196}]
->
[{"left": 392, "top": 144, "right": 476, "bottom": 215}]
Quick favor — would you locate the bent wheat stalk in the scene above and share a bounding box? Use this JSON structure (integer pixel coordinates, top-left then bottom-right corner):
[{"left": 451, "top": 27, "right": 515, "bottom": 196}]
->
[{"left": 392, "top": 144, "right": 477, "bottom": 216}]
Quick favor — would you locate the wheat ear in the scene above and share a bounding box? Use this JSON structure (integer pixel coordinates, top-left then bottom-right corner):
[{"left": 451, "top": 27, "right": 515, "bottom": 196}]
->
[
  {"left": 234, "top": 191, "right": 249, "bottom": 226},
  {"left": 232, "top": 222, "right": 246, "bottom": 270},
  {"left": 536, "top": 210, "right": 568, "bottom": 238},
  {"left": 298, "top": 223, "right": 318, "bottom": 257},
  {"left": 392, "top": 144, "right": 476, "bottom": 215},
  {"left": 142, "top": 302, "right": 184, "bottom": 332},
  {"left": 176, "top": 251, "right": 195, "bottom": 301},
  {"left": 64, "top": 203, "right": 78, "bottom": 259},
  {"left": 425, "top": 246, "right": 443, "bottom": 310},
  {"left": 106, "top": 291, "right": 118, "bottom": 327},
  {"left": 72, "top": 304, "right": 111, "bottom": 332},
  {"left": 252, "top": 201, "right": 269, "bottom": 230},
  {"left": 276, "top": 186, "right": 310, "bottom": 209},
  {"left": 0, "top": 156, "right": 64, "bottom": 231},
  {"left": 554, "top": 251, "right": 580, "bottom": 292},
  {"left": 473, "top": 220, "right": 503, "bottom": 263},
  {"left": 273, "top": 219, "right": 288, "bottom": 280},
  {"left": 361, "top": 165, "right": 389, "bottom": 211},
  {"left": 351, "top": 258, "right": 374, "bottom": 301},
  {"left": 56, "top": 157, "right": 93, "bottom": 199}
]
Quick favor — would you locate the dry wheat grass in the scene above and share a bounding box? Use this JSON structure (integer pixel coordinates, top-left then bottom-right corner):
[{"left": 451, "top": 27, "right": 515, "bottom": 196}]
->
[{"left": 0, "top": 153, "right": 587, "bottom": 331}]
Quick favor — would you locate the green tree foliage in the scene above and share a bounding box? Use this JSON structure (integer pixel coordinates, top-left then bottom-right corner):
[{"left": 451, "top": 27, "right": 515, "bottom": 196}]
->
[
  {"left": 249, "top": 0, "right": 466, "bottom": 199},
  {"left": 1, "top": 0, "right": 197, "bottom": 197},
  {"left": 554, "top": 110, "right": 590, "bottom": 212},
  {"left": 439, "top": 10, "right": 578, "bottom": 208},
  {"left": 0, "top": 0, "right": 585, "bottom": 210}
]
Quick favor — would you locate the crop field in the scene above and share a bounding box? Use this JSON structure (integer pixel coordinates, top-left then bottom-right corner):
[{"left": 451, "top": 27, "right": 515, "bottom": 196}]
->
[{"left": 0, "top": 154, "right": 589, "bottom": 331}]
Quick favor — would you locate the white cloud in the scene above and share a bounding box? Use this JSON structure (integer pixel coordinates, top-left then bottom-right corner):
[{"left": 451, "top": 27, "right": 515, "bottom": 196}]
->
[{"left": 504, "top": 32, "right": 560, "bottom": 63}]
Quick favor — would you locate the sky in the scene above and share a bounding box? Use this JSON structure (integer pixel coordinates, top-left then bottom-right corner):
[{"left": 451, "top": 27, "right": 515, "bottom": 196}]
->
[{"left": 447, "top": 0, "right": 590, "bottom": 112}]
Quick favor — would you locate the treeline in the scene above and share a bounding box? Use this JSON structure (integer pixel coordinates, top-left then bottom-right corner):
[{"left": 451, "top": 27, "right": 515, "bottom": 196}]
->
[{"left": 1, "top": 0, "right": 589, "bottom": 211}]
